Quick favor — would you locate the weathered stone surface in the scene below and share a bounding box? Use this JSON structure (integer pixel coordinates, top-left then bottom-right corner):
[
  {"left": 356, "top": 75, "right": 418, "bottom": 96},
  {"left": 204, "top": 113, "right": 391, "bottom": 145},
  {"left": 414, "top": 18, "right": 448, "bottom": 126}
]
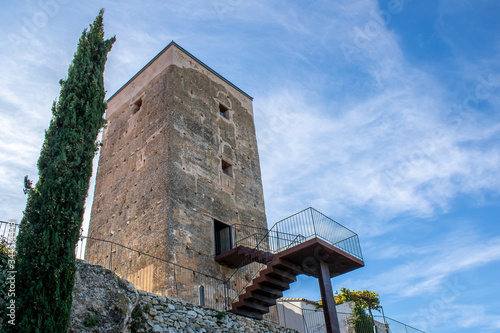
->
[
  {"left": 86, "top": 44, "right": 268, "bottom": 309},
  {"left": 70, "top": 261, "right": 295, "bottom": 332},
  {"left": 133, "top": 289, "right": 299, "bottom": 333},
  {"left": 152, "top": 324, "right": 164, "bottom": 332},
  {"left": 70, "top": 260, "right": 139, "bottom": 332}
]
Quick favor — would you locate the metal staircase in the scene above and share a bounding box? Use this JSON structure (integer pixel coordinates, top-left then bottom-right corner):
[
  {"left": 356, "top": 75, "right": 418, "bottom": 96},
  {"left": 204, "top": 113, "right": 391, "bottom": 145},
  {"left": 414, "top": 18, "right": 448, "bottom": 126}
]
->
[
  {"left": 215, "top": 245, "right": 273, "bottom": 268},
  {"left": 230, "top": 256, "right": 302, "bottom": 319},
  {"left": 218, "top": 208, "right": 365, "bottom": 322}
]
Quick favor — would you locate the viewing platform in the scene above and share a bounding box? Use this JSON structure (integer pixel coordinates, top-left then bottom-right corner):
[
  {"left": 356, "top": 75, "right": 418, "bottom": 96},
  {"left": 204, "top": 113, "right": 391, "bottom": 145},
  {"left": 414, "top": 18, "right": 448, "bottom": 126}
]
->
[{"left": 216, "top": 207, "right": 364, "bottom": 333}]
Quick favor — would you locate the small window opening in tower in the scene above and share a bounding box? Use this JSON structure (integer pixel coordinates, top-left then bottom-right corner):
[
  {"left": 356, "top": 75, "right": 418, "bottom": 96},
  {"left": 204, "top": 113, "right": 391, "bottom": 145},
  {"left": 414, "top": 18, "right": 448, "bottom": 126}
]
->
[
  {"left": 219, "top": 103, "right": 229, "bottom": 119},
  {"left": 214, "top": 219, "right": 233, "bottom": 256},
  {"left": 221, "top": 160, "right": 233, "bottom": 177},
  {"left": 132, "top": 98, "right": 143, "bottom": 114}
]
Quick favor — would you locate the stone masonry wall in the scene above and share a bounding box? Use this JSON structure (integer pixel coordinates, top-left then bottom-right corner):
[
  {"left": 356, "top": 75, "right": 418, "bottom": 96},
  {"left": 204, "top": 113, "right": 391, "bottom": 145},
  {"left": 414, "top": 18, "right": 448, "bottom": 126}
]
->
[
  {"left": 133, "top": 290, "right": 299, "bottom": 333},
  {"left": 87, "top": 45, "right": 268, "bottom": 305},
  {"left": 70, "top": 260, "right": 298, "bottom": 333}
]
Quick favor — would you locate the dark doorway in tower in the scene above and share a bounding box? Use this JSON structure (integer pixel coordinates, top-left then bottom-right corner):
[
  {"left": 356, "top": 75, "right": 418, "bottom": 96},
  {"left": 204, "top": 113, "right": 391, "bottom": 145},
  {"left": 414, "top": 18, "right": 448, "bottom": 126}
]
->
[{"left": 214, "top": 219, "right": 233, "bottom": 256}]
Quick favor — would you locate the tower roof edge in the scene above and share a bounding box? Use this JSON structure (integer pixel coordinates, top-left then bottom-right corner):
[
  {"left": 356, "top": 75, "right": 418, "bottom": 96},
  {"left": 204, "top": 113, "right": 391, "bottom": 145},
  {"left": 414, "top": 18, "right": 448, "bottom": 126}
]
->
[{"left": 107, "top": 41, "right": 253, "bottom": 102}]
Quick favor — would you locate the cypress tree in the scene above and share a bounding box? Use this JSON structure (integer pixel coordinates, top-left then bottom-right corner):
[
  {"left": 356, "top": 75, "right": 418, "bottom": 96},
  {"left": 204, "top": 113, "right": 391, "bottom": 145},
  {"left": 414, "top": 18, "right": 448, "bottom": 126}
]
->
[
  {"left": 353, "top": 304, "right": 374, "bottom": 333},
  {"left": 6, "top": 10, "right": 115, "bottom": 332}
]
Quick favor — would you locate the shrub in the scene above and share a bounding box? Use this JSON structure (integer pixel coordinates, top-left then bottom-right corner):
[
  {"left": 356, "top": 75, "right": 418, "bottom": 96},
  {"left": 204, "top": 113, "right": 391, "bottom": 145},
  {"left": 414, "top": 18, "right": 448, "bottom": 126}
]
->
[{"left": 0, "top": 237, "right": 11, "bottom": 319}]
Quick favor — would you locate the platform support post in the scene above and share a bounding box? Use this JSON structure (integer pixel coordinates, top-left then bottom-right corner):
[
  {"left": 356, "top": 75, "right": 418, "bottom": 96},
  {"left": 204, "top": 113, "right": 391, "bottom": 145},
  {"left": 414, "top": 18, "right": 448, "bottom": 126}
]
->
[{"left": 318, "top": 260, "right": 341, "bottom": 333}]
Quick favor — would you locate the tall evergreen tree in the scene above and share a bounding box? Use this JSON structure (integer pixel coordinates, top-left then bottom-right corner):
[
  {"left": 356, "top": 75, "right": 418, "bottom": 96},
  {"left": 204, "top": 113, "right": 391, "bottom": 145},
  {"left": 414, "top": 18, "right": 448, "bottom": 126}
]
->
[{"left": 5, "top": 10, "right": 115, "bottom": 332}]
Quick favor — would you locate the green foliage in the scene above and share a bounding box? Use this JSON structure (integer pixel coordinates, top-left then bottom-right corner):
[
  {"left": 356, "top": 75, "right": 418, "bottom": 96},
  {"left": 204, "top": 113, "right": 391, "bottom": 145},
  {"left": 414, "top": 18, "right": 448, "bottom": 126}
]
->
[
  {"left": 82, "top": 311, "right": 100, "bottom": 327},
  {"left": 0, "top": 238, "right": 11, "bottom": 319},
  {"left": 216, "top": 311, "right": 227, "bottom": 320},
  {"left": 22, "top": 176, "right": 33, "bottom": 195},
  {"left": 129, "top": 304, "right": 149, "bottom": 333},
  {"left": 352, "top": 303, "right": 374, "bottom": 333},
  {"left": 335, "top": 288, "right": 381, "bottom": 332},
  {"left": 334, "top": 287, "right": 381, "bottom": 311},
  {"left": 5, "top": 9, "right": 115, "bottom": 333}
]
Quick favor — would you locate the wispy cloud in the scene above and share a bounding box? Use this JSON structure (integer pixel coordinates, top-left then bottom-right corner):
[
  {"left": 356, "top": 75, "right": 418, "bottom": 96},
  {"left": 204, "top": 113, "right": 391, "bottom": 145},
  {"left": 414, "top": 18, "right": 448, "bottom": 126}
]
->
[
  {"left": 257, "top": 83, "right": 500, "bottom": 226},
  {"left": 450, "top": 304, "right": 500, "bottom": 332},
  {"left": 0, "top": 17, "right": 68, "bottom": 220},
  {"left": 1, "top": 2, "right": 499, "bottom": 331},
  {"left": 335, "top": 225, "right": 500, "bottom": 331},
  {"left": 346, "top": 221, "right": 500, "bottom": 298},
  {"left": 411, "top": 299, "right": 500, "bottom": 332},
  {"left": 252, "top": 1, "right": 500, "bottom": 228}
]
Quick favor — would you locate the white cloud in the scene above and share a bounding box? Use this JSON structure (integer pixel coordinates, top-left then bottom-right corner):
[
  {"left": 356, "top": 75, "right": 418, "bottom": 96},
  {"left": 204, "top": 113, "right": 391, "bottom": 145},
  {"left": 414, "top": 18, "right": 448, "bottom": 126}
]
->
[
  {"left": 354, "top": 230, "right": 500, "bottom": 297},
  {"left": 251, "top": 0, "right": 500, "bottom": 228},
  {"left": 0, "top": 33, "right": 66, "bottom": 221},
  {"left": 1, "top": 1, "right": 499, "bottom": 332},
  {"left": 257, "top": 82, "right": 500, "bottom": 227},
  {"left": 411, "top": 302, "right": 500, "bottom": 332},
  {"left": 451, "top": 304, "right": 500, "bottom": 332}
]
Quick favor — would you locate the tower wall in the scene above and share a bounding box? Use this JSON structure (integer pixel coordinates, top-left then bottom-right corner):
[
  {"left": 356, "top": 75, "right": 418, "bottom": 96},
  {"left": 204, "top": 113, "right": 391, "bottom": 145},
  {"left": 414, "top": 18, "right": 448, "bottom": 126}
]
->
[{"left": 86, "top": 44, "right": 267, "bottom": 300}]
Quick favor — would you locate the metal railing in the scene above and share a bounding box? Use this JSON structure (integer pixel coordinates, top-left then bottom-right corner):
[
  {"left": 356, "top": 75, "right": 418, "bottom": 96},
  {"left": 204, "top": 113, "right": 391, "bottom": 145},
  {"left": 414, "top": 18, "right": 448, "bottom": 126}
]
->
[
  {"left": 80, "top": 236, "right": 227, "bottom": 311},
  {"left": 303, "top": 310, "right": 363, "bottom": 333},
  {"left": 0, "top": 221, "right": 19, "bottom": 242},
  {"left": 0, "top": 221, "right": 227, "bottom": 311},
  {"left": 268, "top": 208, "right": 363, "bottom": 259},
  {"left": 227, "top": 223, "right": 308, "bottom": 255},
  {"left": 231, "top": 223, "right": 270, "bottom": 250},
  {"left": 229, "top": 208, "right": 363, "bottom": 260},
  {"left": 374, "top": 315, "right": 425, "bottom": 333},
  {"left": 273, "top": 300, "right": 425, "bottom": 333},
  {"left": 272, "top": 299, "right": 375, "bottom": 333},
  {"left": 226, "top": 208, "right": 363, "bottom": 306},
  {"left": 1, "top": 221, "right": 423, "bottom": 332}
]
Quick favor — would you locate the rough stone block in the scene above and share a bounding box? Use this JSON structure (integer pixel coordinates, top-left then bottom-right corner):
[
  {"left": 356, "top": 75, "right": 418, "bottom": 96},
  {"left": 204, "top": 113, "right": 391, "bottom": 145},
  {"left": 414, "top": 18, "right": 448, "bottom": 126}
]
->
[{"left": 70, "top": 260, "right": 139, "bottom": 333}]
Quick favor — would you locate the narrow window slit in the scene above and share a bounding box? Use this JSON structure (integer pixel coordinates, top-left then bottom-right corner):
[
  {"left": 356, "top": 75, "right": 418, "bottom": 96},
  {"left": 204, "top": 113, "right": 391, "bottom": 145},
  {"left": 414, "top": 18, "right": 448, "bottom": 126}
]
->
[
  {"left": 221, "top": 160, "right": 233, "bottom": 177},
  {"left": 219, "top": 103, "right": 229, "bottom": 119},
  {"left": 132, "top": 98, "right": 143, "bottom": 114}
]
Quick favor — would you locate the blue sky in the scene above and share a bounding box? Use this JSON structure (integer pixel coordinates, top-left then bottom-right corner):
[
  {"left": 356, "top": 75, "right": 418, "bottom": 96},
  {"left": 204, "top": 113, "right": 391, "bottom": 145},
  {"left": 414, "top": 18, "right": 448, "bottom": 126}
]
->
[{"left": 1, "top": 1, "right": 499, "bottom": 332}]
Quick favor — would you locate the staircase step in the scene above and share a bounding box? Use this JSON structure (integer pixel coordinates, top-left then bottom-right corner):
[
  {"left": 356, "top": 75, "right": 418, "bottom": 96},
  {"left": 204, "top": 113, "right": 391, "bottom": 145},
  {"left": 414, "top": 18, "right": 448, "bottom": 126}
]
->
[
  {"left": 216, "top": 245, "right": 273, "bottom": 268},
  {"left": 248, "top": 292, "right": 277, "bottom": 306},
  {"left": 246, "top": 283, "right": 283, "bottom": 298},
  {"left": 230, "top": 252, "right": 301, "bottom": 320},
  {"left": 237, "top": 247, "right": 272, "bottom": 263},
  {"left": 253, "top": 275, "right": 290, "bottom": 290},
  {"left": 230, "top": 307, "right": 263, "bottom": 320},
  {"left": 261, "top": 266, "right": 297, "bottom": 283},
  {"left": 238, "top": 288, "right": 280, "bottom": 305},
  {"left": 275, "top": 258, "right": 304, "bottom": 275},
  {"left": 239, "top": 247, "right": 252, "bottom": 256},
  {"left": 260, "top": 252, "right": 274, "bottom": 262},
  {"left": 235, "top": 299, "right": 269, "bottom": 314}
]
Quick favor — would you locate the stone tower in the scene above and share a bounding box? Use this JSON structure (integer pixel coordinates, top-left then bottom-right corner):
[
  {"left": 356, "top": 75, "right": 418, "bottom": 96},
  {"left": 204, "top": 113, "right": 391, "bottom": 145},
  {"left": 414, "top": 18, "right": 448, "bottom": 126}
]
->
[{"left": 86, "top": 42, "right": 267, "bottom": 295}]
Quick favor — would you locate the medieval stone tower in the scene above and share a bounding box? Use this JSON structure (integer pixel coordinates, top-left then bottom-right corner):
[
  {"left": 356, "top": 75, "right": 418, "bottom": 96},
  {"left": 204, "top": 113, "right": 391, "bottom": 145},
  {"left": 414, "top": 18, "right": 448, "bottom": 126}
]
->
[{"left": 86, "top": 42, "right": 267, "bottom": 295}]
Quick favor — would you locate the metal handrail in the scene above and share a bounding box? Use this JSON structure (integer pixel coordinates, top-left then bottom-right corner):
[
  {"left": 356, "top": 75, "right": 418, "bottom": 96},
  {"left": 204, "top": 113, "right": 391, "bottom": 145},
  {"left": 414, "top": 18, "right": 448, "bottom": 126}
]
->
[
  {"left": 0, "top": 222, "right": 221, "bottom": 280},
  {"left": 80, "top": 235, "right": 228, "bottom": 310},
  {"left": 2, "top": 221, "right": 228, "bottom": 310},
  {"left": 79, "top": 236, "right": 226, "bottom": 282},
  {"left": 273, "top": 300, "right": 426, "bottom": 333},
  {"left": 3, "top": 210, "right": 365, "bottom": 323},
  {"left": 231, "top": 225, "right": 268, "bottom": 247},
  {"left": 373, "top": 315, "right": 426, "bottom": 333},
  {"left": 233, "top": 207, "right": 363, "bottom": 259},
  {"left": 273, "top": 233, "right": 306, "bottom": 253},
  {"left": 226, "top": 208, "right": 363, "bottom": 307},
  {"left": 0, "top": 221, "right": 20, "bottom": 245},
  {"left": 229, "top": 223, "right": 305, "bottom": 250}
]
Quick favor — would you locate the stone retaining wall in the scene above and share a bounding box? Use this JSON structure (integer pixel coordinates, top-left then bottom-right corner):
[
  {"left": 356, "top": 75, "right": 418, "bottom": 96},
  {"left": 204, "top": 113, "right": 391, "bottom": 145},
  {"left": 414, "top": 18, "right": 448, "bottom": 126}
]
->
[
  {"left": 133, "top": 290, "right": 298, "bottom": 333},
  {"left": 70, "top": 260, "right": 297, "bottom": 333}
]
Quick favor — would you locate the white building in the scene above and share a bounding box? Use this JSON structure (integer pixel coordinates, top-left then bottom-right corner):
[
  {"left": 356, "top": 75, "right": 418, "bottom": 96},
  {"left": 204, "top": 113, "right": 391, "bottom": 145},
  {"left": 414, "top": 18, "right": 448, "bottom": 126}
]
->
[{"left": 276, "top": 299, "right": 388, "bottom": 333}]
